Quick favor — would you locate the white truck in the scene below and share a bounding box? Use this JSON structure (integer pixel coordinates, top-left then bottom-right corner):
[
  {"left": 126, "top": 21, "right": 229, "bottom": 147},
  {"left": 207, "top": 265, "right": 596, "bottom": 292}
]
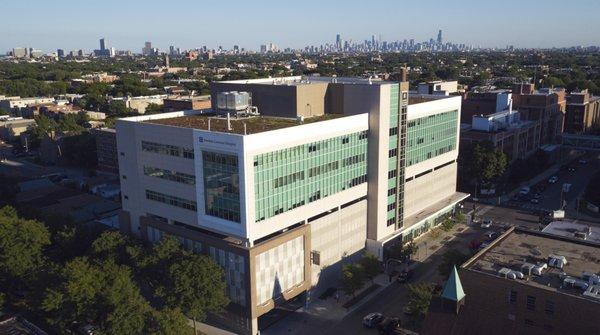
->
[{"left": 551, "top": 210, "right": 565, "bottom": 219}]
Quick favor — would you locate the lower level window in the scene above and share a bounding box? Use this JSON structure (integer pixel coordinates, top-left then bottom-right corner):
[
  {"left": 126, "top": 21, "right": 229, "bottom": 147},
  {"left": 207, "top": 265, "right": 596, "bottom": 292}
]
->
[{"left": 146, "top": 189, "right": 197, "bottom": 211}]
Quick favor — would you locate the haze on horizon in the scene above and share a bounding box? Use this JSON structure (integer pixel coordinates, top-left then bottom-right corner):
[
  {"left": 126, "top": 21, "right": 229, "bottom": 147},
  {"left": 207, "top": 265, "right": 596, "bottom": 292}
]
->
[{"left": 2, "top": 0, "right": 599, "bottom": 53}]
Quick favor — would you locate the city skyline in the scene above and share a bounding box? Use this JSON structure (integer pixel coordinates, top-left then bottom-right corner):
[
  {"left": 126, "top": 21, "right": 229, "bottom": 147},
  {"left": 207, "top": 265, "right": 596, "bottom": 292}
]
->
[{"left": 2, "top": 0, "right": 600, "bottom": 53}]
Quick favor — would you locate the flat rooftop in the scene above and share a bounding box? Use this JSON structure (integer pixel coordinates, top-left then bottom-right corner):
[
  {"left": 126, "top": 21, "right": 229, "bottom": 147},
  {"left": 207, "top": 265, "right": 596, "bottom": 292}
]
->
[
  {"left": 542, "top": 221, "right": 600, "bottom": 244},
  {"left": 144, "top": 113, "right": 344, "bottom": 135},
  {"left": 465, "top": 228, "right": 600, "bottom": 302},
  {"left": 216, "top": 75, "right": 395, "bottom": 86}
]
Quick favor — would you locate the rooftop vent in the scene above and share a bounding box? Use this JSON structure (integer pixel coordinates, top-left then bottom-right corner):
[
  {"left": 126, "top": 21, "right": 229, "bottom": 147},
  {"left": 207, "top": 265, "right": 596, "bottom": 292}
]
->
[{"left": 548, "top": 254, "right": 567, "bottom": 269}]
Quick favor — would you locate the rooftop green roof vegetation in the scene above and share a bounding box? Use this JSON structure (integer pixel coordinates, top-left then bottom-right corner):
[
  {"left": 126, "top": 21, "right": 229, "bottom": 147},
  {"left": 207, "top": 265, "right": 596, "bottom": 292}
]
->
[{"left": 144, "top": 113, "right": 344, "bottom": 135}]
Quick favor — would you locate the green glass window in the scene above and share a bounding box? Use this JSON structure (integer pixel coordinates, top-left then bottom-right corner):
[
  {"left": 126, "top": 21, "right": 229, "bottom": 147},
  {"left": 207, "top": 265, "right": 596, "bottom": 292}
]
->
[
  {"left": 253, "top": 130, "right": 368, "bottom": 222},
  {"left": 406, "top": 110, "right": 458, "bottom": 166},
  {"left": 202, "top": 151, "right": 241, "bottom": 223}
]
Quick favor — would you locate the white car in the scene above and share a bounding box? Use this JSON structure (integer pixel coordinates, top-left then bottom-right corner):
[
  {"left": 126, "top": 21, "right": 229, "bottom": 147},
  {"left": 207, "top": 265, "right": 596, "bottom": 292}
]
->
[{"left": 481, "top": 219, "right": 492, "bottom": 229}]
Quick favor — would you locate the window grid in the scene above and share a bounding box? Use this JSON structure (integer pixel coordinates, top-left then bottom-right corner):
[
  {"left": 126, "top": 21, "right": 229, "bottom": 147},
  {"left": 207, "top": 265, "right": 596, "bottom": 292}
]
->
[
  {"left": 143, "top": 166, "right": 195, "bottom": 185},
  {"left": 406, "top": 110, "right": 458, "bottom": 166},
  {"left": 141, "top": 140, "right": 194, "bottom": 159},
  {"left": 253, "top": 131, "right": 368, "bottom": 222},
  {"left": 203, "top": 152, "right": 241, "bottom": 223},
  {"left": 145, "top": 189, "right": 197, "bottom": 211}
]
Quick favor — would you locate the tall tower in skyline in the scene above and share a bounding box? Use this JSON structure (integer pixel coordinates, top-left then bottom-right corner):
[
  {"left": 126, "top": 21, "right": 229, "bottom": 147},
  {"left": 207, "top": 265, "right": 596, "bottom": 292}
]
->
[
  {"left": 437, "top": 29, "right": 443, "bottom": 45},
  {"left": 99, "top": 38, "right": 106, "bottom": 51},
  {"left": 335, "top": 34, "right": 342, "bottom": 50}
]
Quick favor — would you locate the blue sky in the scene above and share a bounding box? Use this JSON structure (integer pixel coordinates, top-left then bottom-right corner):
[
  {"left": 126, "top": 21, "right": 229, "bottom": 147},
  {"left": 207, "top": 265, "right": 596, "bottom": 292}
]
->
[{"left": 2, "top": 0, "right": 599, "bottom": 52}]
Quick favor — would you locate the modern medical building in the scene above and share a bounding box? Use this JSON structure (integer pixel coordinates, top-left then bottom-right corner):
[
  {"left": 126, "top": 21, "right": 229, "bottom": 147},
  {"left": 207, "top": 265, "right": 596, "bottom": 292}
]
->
[{"left": 116, "top": 76, "right": 468, "bottom": 334}]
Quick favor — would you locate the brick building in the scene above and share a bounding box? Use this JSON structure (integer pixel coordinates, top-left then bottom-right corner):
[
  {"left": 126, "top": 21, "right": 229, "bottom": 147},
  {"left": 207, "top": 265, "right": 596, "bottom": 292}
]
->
[
  {"left": 512, "top": 83, "right": 566, "bottom": 144},
  {"left": 93, "top": 128, "right": 118, "bottom": 174},
  {"left": 564, "top": 89, "right": 600, "bottom": 133},
  {"left": 162, "top": 96, "right": 211, "bottom": 112},
  {"left": 422, "top": 227, "right": 600, "bottom": 335}
]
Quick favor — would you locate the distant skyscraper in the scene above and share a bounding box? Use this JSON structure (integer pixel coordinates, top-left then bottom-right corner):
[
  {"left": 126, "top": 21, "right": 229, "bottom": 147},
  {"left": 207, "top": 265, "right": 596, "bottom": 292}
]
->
[
  {"left": 142, "top": 41, "right": 153, "bottom": 55},
  {"left": 11, "top": 47, "right": 27, "bottom": 58},
  {"left": 336, "top": 34, "right": 342, "bottom": 50},
  {"left": 57, "top": 49, "right": 65, "bottom": 58},
  {"left": 437, "top": 30, "right": 443, "bottom": 45},
  {"left": 100, "top": 38, "right": 106, "bottom": 51}
]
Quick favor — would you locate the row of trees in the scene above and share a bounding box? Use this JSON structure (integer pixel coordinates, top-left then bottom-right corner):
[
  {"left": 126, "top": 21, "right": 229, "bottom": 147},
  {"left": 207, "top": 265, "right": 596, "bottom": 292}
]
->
[
  {"left": 340, "top": 253, "right": 381, "bottom": 297},
  {"left": 0, "top": 206, "right": 229, "bottom": 334}
]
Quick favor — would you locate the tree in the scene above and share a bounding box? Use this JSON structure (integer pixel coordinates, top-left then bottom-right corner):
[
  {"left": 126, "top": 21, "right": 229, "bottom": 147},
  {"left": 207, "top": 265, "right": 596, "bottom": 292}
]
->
[
  {"left": 0, "top": 206, "right": 50, "bottom": 281},
  {"left": 99, "top": 261, "right": 151, "bottom": 335},
  {"left": 61, "top": 132, "right": 97, "bottom": 168},
  {"left": 42, "top": 257, "right": 106, "bottom": 330},
  {"left": 43, "top": 258, "right": 152, "bottom": 334},
  {"left": 438, "top": 249, "right": 470, "bottom": 277},
  {"left": 341, "top": 263, "right": 365, "bottom": 297},
  {"left": 0, "top": 108, "right": 9, "bottom": 116},
  {"left": 359, "top": 252, "right": 381, "bottom": 283},
  {"left": 145, "top": 103, "right": 164, "bottom": 115},
  {"left": 406, "top": 283, "right": 435, "bottom": 326},
  {"left": 29, "top": 115, "right": 58, "bottom": 147},
  {"left": 164, "top": 252, "right": 229, "bottom": 333},
  {"left": 147, "top": 307, "right": 190, "bottom": 335},
  {"left": 441, "top": 218, "right": 455, "bottom": 232},
  {"left": 473, "top": 142, "right": 507, "bottom": 181},
  {"left": 386, "top": 240, "right": 418, "bottom": 262}
]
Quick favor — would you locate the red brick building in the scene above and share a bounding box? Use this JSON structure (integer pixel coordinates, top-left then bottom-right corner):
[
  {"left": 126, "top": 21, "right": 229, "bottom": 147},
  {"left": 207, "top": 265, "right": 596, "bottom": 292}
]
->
[{"left": 422, "top": 227, "right": 600, "bottom": 335}]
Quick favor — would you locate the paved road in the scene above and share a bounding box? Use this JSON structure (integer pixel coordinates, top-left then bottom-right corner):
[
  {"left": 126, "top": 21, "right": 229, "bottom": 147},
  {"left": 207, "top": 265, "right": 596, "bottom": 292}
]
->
[
  {"left": 323, "top": 225, "right": 480, "bottom": 335},
  {"left": 489, "top": 151, "right": 600, "bottom": 224}
]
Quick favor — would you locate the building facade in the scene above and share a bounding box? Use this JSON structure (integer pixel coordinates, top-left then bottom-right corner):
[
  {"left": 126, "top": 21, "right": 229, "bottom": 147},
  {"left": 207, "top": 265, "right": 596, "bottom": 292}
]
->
[
  {"left": 564, "top": 89, "right": 600, "bottom": 133},
  {"left": 93, "top": 128, "right": 119, "bottom": 174},
  {"left": 116, "top": 76, "right": 467, "bottom": 334},
  {"left": 460, "top": 109, "right": 541, "bottom": 163},
  {"left": 512, "top": 83, "right": 566, "bottom": 144}
]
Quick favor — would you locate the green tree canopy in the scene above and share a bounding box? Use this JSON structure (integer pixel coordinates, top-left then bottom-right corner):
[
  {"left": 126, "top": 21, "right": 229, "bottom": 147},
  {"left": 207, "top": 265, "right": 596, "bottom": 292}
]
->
[
  {"left": 0, "top": 206, "right": 50, "bottom": 280},
  {"left": 359, "top": 252, "right": 381, "bottom": 282},
  {"left": 341, "top": 263, "right": 365, "bottom": 297}
]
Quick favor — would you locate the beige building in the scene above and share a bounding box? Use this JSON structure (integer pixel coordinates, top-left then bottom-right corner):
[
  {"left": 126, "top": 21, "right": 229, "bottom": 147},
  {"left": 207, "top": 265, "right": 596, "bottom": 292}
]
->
[
  {"left": 0, "top": 117, "right": 36, "bottom": 142},
  {"left": 116, "top": 76, "right": 467, "bottom": 334}
]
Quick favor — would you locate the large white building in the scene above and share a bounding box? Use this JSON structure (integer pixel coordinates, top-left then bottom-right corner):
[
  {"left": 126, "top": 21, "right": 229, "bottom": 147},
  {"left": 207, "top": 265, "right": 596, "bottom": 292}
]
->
[{"left": 116, "top": 76, "right": 467, "bottom": 335}]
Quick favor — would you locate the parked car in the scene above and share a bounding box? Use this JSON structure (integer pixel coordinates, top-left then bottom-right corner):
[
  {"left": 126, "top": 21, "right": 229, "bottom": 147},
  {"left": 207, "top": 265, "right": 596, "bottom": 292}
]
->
[
  {"left": 530, "top": 198, "right": 539, "bottom": 204},
  {"left": 568, "top": 166, "right": 576, "bottom": 173},
  {"left": 479, "top": 241, "right": 490, "bottom": 250},
  {"left": 485, "top": 231, "right": 499, "bottom": 240},
  {"left": 481, "top": 219, "right": 492, "bottom": 229},
  {"left": 363, "top": 312, "right": 384, "bottom": 328},
  {"left": 397, "top": 269, "right": 414, "bottom": 283},
  {"left": 377, "top": 317, "right": 401, "bottom": 334},
  {"left": 403, "top": 305, "right": 415, "bottom": 316},
  {"left": 548, "top": 176, "right": 559, "bottom": 184},
  {"left": 579, "top": 159, "right": 587, "bottom": 164},
  {"left": 519, "top": 186, "right": 530, "bottom": 195}
]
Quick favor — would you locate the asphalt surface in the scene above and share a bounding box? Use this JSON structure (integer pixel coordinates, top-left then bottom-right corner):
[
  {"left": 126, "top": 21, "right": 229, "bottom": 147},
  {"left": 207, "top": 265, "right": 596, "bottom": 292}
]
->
[
  {"left": 498, "top": 151, "right": 600, "bottom": 225},
  {"left": 323, "top": 225, "right": 481, "bottom": 335}
]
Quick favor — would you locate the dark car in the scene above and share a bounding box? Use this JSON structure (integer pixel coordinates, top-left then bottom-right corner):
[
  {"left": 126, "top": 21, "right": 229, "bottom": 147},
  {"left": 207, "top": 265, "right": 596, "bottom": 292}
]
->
[
  {"left": 397, "top": 269, "right": 413, "bottom": 283},
  {"left": 377, "top": 317, "right": 401, "bottom": 334},
  {"left": 363, "top": 312, "right": 384, "bottom": 328},
  {"left": 485, "top": 231, "right": 499, "bottom": 240}
]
